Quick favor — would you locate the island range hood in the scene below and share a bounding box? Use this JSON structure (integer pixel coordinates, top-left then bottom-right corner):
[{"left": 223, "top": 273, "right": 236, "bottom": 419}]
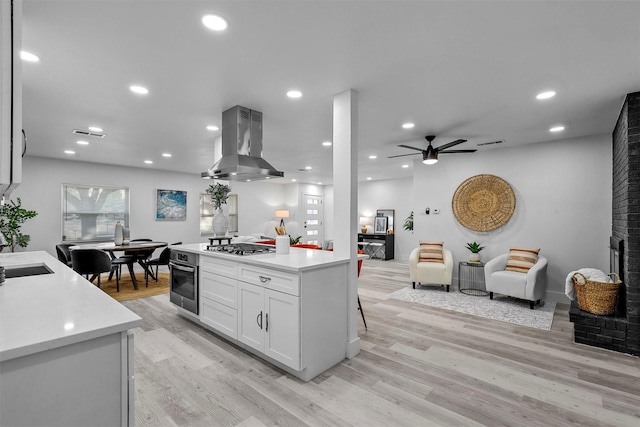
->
[{"left": 201, "top": 105, "right": 284, "bottom": 181}]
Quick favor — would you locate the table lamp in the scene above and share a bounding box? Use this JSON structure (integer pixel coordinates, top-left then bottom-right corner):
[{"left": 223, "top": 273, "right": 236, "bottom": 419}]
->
[
  {"left": 360, "top": 216, "right": 372, "bottom": 233},
  {"left": 275, "top": 209, "right": 289, "bottom": 235}
]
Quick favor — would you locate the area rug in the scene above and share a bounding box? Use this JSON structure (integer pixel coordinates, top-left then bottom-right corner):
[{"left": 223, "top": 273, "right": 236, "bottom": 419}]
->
[
  {"left": 97, "top": 272, "right": 170, "bottom": 302},
  {"left": 389, "top": 286, "right": 556, "bottom": 330}
]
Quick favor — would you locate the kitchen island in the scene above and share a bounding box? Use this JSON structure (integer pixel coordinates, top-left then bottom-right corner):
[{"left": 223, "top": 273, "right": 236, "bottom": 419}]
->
[
  {"left": 173, "top": 243, "right": 352, "bottom": 381},
  {"left": 0, "top": 251, "right": 141, "bottom": 427}
]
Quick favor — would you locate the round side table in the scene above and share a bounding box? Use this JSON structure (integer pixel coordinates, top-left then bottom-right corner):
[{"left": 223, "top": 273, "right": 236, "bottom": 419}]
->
[{"left": 458, "top": 262, "right": 488, "bottom": 296}]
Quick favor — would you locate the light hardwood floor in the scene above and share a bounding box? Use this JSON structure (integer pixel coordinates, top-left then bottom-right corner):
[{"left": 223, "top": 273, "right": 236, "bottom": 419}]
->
[{"left": 122, "top": 259, "right": 640, "bottom": 427}]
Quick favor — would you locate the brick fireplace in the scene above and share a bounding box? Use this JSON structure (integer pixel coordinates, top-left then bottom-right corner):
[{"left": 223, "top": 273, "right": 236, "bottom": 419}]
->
[{"left": 569, "top": 91, "right": 640, "bottom": 356}]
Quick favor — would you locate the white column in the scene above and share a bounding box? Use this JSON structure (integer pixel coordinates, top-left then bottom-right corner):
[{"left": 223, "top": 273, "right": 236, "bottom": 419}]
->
[{"left": 332, "top": 89, "right": 360, "bottom": 358}]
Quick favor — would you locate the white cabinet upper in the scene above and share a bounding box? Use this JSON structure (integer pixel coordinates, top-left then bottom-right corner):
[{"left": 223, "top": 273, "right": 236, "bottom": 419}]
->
[{"left": 0, "top": 0, "right": 22, "bottom": 198}]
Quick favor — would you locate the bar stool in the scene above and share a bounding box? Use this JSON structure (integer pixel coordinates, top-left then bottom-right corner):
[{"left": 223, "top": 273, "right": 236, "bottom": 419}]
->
[
  {"left": 357, "top": 241, "right": 370, "bottom": 257},
  {"left": 368, "top": 242, "right": 385, "bottom": 259}
]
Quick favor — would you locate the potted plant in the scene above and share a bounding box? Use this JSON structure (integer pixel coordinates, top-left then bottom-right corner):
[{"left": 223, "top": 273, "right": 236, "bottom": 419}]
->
[
  {"left": 466, "top": 241, "right": 484, "bottom": 263},
  {"left": 206, "top": 183, "right": 232, "bottom": 236},
  {"left": 0, "top": 198, "right": 38, "bottom": 252},
  {"left": 403, "top": 211, "right": 414, "bottom": 232}
]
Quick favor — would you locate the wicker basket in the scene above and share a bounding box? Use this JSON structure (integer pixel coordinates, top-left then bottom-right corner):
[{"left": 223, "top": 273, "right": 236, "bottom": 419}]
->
[{"left": 572, "top": 272, "right": 621, "bottom": 315}]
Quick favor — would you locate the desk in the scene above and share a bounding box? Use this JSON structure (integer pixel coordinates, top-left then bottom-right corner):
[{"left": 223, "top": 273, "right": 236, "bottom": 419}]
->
[
  {"left": 208, "top": 237, "right": 232, "bottom": 246},
  {"left": 458, "top": 262, "right": 487, "bottom": 296},
  {"left": 358, "top": 233, "right": 394, "bottom": 260},
  {"left": 70, "top": 241, "right": 167, "bottom": 289}
]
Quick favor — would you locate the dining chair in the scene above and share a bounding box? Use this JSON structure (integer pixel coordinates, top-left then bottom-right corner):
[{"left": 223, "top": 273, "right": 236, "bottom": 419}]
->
[
  {"left": 144, "top": 241, "right": 182, "bottom": 285},
  {"left": 55, "top": 243, "right": 74, "bottom": 267},
  {"left": 70, "top": 249, "right": 120, "bottom": 291},
  {"left": 112, "top": 238, "right": 154, "bottom": 286}
]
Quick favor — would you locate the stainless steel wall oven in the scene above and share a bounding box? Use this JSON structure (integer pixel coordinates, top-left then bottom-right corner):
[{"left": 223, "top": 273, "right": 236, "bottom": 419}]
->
[{"left": 169, "top": 250, "right": 198, "bottom": 314}]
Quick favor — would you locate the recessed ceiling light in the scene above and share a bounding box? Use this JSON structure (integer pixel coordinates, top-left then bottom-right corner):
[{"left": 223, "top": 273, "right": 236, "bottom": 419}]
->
[
  {"left": 162, "top": 153, "right": 172, "bottom": 158},
  {"left": 549, "top": 125, "right": 565, "bottom": 132},
  {"left": 402, "top": 164, "right": 409, "bottom": 168},
  {"left": 88, "top": 126, "right": 103, "bottom": 132},
  {"left": 64, "top": 150, "right": 75, "bottom": 155},
  {"left": 536, "top": 91, "right": 556, "bottom": 100},
  {"left": 291, "top": 179, "right": 297, "bottom": 182},
  {"left": 305, "top": 166, "right": 312, "bottom": 170},
  {"left": 366, "top": 177, "right": 372, "bottom": 180},
  {"left": 144, "top": 160, "right": 153, "bottom": 164},
  {"left": 368, "top": 155, "right": 377, "bottom": 159},
  {"left": 287, "top": 90, "right": 302, "bottom": 99},
  {"left": 20, "top": 51, "right": 40, "bottom": 62},
  {"left": 402, "top": 123, "right": 415, "bottom": 129},
  {"left": 129, "top": 85, "right": 149, "bottom": 95},
  {"left": 206, "top": 125, "right": 219, "bottom": 131},
  {"left": 76, "top": 140, "right": 89, "bottom": 145},
  {"left": 322, "top": 141, "right": 332, "bottom": 147},
  {"left": 202, "top": 14, "right": 228, "bottom": 31}
]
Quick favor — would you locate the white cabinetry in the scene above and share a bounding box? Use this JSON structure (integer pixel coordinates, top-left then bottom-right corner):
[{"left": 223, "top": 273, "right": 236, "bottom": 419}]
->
[
  {"left": 0, "top": 0, "right": 22, "bottom": 197},
  {"left": 238, "top": 281, "right": 300, "bottom": 369},
  {"left": 192, "top": 252, "right": 348, "bottom": 381},
  {"left": 200, "top": 257, "right": 238, "bottom": 339}
]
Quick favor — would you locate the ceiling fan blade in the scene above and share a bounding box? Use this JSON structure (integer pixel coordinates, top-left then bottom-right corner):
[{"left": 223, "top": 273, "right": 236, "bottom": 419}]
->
[
  {"left": 397, "top": 144, "right": 426, "bottom": 152},
  {"left": 439, "top": 149, "right": 477, "bottom": 154},
  {"left": 388, "top": 152, "right": 422, "bottom": 158},
  {"left": 435, "top": 139, "right": 467, "bottom": 151}
]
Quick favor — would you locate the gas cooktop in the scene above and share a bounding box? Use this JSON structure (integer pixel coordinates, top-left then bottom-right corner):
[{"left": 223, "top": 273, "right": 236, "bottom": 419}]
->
[{"left": 206, "top": 243, "right": 276, "bottom": 256}]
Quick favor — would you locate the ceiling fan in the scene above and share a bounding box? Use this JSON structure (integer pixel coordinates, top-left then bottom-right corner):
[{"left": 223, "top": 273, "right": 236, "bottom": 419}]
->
[{"left": 388, "top": 135, "right": 477, "bottom": 165}]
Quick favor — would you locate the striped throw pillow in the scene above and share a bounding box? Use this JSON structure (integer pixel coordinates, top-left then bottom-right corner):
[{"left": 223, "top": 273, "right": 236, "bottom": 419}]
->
[
  {"left": 419, "top": 241, "right": 444, "bottom": 263},
  {"left": 505, "top": 247, "right": 540, "bottom": 273}
]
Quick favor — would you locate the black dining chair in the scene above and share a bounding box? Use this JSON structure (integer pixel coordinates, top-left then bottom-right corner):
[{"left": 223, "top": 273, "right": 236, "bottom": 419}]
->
[
  {"left": 70, "top": 249, "right": 120, "bottom": 291},
  {"left": 144, "top": 241, "right": 182, "bottom": 285},
  {"left": 111, "top": 238, "right": 153, "bottom": 285},
  {"left": 55, "top": 243, "right": 74, "bottom": 267}
]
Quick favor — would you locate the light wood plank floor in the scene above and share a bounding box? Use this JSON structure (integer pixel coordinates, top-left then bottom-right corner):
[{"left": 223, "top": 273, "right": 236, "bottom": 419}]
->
[{"left": 122, "top": 259, "right": 640, "bottom": 427}]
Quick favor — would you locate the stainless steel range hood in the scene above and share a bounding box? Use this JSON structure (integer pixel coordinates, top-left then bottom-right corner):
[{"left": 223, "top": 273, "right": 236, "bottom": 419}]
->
[{"left": 201, "top": 106, "right": 284, "bottom": 181}]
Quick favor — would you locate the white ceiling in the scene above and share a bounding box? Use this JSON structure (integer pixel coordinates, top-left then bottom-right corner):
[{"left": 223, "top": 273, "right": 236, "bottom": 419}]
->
[{"left": 21, "top": 0, "right": 640, "bottom": 185}]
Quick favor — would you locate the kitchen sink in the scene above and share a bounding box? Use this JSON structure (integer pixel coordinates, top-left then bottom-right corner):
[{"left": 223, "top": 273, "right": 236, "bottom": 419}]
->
[{"left": 4, "top": 264, "right": 54, "bottom": 278}]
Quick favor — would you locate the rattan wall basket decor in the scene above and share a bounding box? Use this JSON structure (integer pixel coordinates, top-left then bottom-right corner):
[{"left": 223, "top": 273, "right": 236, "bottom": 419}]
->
[{"left": 452, "top": 174, "right": 515, "bottom": 232}]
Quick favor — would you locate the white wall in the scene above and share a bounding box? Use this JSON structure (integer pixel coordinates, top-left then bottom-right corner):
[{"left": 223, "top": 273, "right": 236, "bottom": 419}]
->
[
  {"left": 13, "top": 156, "right": 287, "bottom": 256},
  {"left": 410, "top": 135, "right": 612, "bottom": 302},
  {"left": 12, "top": 133, "right": 614, "bottom": 303}
]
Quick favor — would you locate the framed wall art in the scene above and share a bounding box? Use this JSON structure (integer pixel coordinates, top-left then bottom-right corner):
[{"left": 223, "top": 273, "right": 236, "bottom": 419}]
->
[
  {"left": 374, "top": 216, "right": 388, "bottom": 234},
  {"left": 156, "top": 189, "right": 187, "bottom": 221}
]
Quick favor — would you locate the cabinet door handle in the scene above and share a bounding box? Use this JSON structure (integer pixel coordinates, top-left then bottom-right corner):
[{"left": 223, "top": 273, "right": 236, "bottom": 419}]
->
[
  {"left": 259, "top": 275, "right": 271, "bottom": 283},
  {"left": 265, "top": 313, "right": 269, "bottom": 332},
  {"left": 256, "top": 311, "right": 263, "bottom": 329}
]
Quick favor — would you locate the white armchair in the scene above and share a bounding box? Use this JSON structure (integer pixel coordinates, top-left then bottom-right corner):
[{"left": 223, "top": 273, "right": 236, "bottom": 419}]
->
[
  {"left": 484, "top": 253, "right": 548, "bottom": 309},
  {"left": 409, "top": 246, "right": 454, "bottom": 292}
]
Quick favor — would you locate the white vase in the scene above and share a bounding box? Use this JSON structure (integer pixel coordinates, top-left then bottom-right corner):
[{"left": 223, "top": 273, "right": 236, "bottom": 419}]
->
[
  {"left": 212, "top": 209, "right": 229, "bottom": 236},
  {"left": 469, "top": 253, "right": 481, "bottom": 263},
  {"left": 114, "top": 221, "right": 123, "bottom": 245}
]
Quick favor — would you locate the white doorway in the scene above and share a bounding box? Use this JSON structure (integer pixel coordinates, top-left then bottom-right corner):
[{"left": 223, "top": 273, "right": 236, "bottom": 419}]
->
[{"left": 302, "top": 194, "right": 323, "bottom": 245}]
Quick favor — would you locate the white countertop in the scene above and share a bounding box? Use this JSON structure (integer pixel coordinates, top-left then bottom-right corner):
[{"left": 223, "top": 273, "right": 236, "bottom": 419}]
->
[
  {"left": 175, "top": 243, "right": 351, "bottom": 272},
  {"left": 0, "top": 251, "right": 142, "bottom": 362}
]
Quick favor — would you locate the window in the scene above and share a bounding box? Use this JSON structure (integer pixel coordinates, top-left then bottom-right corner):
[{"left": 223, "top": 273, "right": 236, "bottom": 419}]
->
[
  {"left": 62, "top": 184, "right": 129, "bottom": 242},
  {"left": 200, "top": 193, "right": 238, "bottom": 235}
]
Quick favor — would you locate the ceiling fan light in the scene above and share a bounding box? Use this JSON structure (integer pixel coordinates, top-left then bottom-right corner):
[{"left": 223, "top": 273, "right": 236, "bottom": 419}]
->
[{"left": 423, "top": 146, "right": 438, "bottom": 165}]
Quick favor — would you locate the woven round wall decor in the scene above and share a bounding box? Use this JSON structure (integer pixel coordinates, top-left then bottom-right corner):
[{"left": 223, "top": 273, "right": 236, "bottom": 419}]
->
[{"left": 452, "top": 174, "right": 515, "bottom": 232}]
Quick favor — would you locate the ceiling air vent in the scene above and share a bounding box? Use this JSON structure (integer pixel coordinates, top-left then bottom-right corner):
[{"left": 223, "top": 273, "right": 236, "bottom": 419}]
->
[
  {"left": 72, "top": 129, "right": 106, "bottom": 138},
  {"left": 476, "top": 140, "right": 504, "bottom": 147}
]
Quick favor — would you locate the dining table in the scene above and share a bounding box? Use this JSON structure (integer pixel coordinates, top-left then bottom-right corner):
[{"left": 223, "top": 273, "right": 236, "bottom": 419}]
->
[{"left": 69, "top": 241, "right": 168, "bottom": 289}]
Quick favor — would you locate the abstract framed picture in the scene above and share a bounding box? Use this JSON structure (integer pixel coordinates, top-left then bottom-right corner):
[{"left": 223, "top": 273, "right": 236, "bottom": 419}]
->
[{"left": 156, "top": 189, "right": 187, "bottom": 221}]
